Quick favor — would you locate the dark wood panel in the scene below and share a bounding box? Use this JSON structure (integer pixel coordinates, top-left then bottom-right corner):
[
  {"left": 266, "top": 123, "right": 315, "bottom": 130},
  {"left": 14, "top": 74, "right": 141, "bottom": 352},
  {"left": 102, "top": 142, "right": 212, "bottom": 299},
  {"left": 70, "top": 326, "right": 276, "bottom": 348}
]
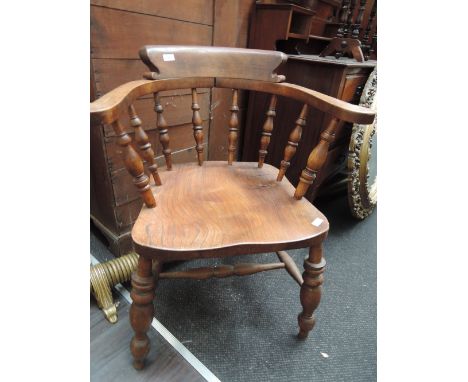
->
[
  {"left": 91, "top": 123, "right": 119, "bottom": 232},
  {"left": 249, "top": 9, "right": 291, "bottom": 51},
  {"left": 91, "top": 6, "right": 213, "bottom": 59},
  {"left": 213, "top": 0, "right": 254, "bottom": 47},
  {"left": 93, "top": 59, "right": 150, "bottom": 98},
  {"left": 309, "top": 0, "right": 339, "bottom": 35},
  {"left": 93, "top": 58, "right": 210, "bottom": 97},
  {"left": 339, "top": 74, "right": 368, "bottom": 102},
  {"left": 91, "top": 58, "right": 118, "bottom": 232},
  {"left": 91, "top": 0, "right": 214, "bottom": 26}
]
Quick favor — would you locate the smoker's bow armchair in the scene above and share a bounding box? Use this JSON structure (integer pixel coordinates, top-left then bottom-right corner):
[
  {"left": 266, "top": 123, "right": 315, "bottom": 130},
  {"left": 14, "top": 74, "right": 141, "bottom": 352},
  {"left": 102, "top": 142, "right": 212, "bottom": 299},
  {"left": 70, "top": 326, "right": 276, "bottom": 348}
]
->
[{"left": 90, "top": 45, "right": 376, "bottom": 370}]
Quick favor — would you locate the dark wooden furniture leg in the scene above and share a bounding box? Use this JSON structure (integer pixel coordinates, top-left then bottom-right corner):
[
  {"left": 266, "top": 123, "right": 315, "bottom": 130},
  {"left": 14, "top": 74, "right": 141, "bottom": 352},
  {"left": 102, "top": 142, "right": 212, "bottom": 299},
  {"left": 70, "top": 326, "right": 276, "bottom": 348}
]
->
[
  {"left": 130, "top": 255, "right": 155, "bottom": 370},
  {"left": 298, "top": 243, "right": 326, "bottom": 339}
]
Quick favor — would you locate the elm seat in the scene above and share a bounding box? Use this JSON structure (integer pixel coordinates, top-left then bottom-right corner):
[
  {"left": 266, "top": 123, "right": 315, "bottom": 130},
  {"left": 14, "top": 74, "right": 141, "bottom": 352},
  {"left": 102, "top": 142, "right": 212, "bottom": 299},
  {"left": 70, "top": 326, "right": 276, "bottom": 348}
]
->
[{"left": 132, "top": 161, "right": 329, "bottom": 260}]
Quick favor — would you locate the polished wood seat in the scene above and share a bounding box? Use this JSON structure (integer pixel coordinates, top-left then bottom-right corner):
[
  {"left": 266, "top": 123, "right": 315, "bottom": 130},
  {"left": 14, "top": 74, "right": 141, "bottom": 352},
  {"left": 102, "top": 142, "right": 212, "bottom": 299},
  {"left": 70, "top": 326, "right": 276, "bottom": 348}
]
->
[
  {"left": 133, "top": 161, "right": 329, "bottom": 260},
  {"left": 90, "top": 45, "right": 376, "bottom": 371}
]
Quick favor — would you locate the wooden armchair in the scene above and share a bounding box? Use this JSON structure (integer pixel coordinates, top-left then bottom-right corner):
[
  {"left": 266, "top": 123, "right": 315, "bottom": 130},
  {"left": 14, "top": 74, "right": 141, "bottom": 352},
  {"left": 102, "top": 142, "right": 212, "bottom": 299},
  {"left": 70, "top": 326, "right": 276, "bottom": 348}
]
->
[{"left": 90, "top": 45, "right": 375, "bottom": 370}]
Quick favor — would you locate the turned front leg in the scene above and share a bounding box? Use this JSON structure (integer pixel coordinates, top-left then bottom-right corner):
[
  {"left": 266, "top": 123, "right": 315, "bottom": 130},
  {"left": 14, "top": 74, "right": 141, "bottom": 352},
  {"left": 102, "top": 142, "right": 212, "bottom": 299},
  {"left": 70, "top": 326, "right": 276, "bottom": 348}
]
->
[
  {"left": 298, "top": 244, "right": 326, "bottom": 339},
  {"left": 130, "top": 256, "right": 155, "bottom": 370}
]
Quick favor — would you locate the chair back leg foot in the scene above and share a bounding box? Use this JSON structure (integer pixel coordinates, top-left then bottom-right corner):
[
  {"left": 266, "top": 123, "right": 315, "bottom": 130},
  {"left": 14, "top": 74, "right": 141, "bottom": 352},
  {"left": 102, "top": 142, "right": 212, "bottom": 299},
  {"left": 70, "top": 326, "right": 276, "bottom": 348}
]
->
[{"left": 298, "top": 314, "right": 316, "bottom": 339}]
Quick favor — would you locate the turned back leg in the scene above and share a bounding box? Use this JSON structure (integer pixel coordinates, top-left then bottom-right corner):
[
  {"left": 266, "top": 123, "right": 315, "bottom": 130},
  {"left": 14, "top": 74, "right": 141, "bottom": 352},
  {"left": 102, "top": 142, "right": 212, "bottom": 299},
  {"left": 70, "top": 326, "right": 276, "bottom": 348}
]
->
[
  {"left": 298, "top": 243, "right": 326, "bottom": 339},
  {"left": 130, "top": 256, "right": 155, "bottom": 370}
]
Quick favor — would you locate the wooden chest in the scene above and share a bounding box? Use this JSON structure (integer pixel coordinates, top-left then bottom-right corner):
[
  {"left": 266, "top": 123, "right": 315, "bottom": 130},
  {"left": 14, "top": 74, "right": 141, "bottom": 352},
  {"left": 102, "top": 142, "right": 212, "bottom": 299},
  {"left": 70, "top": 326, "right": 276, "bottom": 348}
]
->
[{"left": 90, "top": 1, "right": 256, "bottom": 256}]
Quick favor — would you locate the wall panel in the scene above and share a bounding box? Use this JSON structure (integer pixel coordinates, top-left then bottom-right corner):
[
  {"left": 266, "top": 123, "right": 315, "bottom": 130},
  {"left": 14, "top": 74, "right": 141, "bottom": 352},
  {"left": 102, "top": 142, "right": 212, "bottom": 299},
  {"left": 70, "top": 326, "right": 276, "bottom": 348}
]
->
[{"left": 91, "top": 0, "right": 214, "bottom": 26}]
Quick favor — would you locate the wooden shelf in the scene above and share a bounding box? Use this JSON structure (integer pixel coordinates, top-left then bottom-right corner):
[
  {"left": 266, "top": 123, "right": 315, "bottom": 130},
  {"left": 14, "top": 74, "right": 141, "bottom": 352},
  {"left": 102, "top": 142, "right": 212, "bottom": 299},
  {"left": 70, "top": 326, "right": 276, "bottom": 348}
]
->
[
  {"left": 316, "top": 0, "right": 341, "bottom": 7},
  {"left": 309, "top": 34, "right": 332, "bottom": 42},
  {"left": 250, "top": 2, "right": 315, "bottom": 49},
  {"left": 288, "top": 32, "right": 309, "bottom": 40},
  {"left": 256, "top": 3, "right": 316, "bottom": 16}
]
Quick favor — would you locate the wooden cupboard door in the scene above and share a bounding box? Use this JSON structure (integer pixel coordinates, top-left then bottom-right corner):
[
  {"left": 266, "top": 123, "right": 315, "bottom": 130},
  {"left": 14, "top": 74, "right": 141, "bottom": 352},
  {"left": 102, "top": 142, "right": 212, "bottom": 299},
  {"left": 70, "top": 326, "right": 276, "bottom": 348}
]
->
[
  {"left": 332, "top": 71, "right": 372, "bottom": 145},
  {"left": 340, "top": 74, "right": 369, "bottom": 102}
]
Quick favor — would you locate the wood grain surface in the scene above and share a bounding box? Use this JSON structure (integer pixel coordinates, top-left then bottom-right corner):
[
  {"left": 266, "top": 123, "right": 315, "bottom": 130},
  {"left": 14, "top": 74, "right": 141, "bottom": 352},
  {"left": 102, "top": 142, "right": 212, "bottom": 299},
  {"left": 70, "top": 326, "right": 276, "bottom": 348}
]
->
[
  {"left": 132, "top": 161, "right": 329, "bottom": 260},
  {"left": 91, "top": 7, "right": 212, "bottom": 59},
  {"left": 91, "top": 0, "right": 214, "bottom": 26}
]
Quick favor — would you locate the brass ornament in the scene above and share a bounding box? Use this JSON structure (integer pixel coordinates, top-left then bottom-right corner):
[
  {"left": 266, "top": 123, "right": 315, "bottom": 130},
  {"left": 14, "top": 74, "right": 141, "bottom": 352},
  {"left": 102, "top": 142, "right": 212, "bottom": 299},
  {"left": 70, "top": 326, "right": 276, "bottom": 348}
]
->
[
  {"left": 90, "top": 252, "right": 139, "bottom": 323},
  {"left": 89, "top": 248, "right": 324, "bottom": 323},
  {"left": 348, "top": 68, "right": 377, "bottom": 219}
]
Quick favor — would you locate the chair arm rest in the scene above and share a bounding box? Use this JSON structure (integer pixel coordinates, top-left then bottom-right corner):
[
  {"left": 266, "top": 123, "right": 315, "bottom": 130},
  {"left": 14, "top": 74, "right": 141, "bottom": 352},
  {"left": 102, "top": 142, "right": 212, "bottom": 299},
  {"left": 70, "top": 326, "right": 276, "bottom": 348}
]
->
[
  {"left": 216, "top": 78, "right": 376, "bottom": 125},
  {"left": 90, "top": 77, "right": 376, "bottom": 126},
  {"left": 90, "top": 78, "right": 215, "bottom": 125}
]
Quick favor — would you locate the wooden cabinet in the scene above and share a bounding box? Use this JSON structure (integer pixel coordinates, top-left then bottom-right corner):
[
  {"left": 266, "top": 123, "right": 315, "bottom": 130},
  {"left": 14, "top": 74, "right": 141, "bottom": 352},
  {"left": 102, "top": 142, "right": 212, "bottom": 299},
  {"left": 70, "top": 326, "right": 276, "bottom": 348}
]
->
[{"left": 243, "top": 1, "right": 376, "bottom": 201}]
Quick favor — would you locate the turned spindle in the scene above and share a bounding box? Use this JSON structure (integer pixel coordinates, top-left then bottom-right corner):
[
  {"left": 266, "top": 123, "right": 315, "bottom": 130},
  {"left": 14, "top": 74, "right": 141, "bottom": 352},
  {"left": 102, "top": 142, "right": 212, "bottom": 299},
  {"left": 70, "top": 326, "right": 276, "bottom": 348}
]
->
[
  {"left": 336, "top": 0, "right": 351, "bottom": 39},
  {"left": 344, "top": 0, "right": 357, "bottom": 37},
  {"left": 191, "top": 89, "right": 204, "bottom": 165},
  {"left": 320, "top": 0, "right": 365, "bottom": 63},
  {"left": 111, "top": 120, "right": 156, "bottom": 208},
  {"left": 276, "top": 251, "right": 303, "bottom": 286},
  {"left": 294, "top": 117, "right": 339, "bottom": 200},
  {"left": 228, "top": 89, "right": 239, "bottom": 165},
  {"left": 160, "top": 262, "right": 285, "bottom": 280},
  {"left": 277, "top": 104, "right": 308, "bottom": 181},
  {"left": 154, "top": 93, "right": 172, "bottom": 170},
  {"left": 298, "top": 244, "right": 326, "bottom": 339},
  {"left": 362, "top": 0, "right": 376, "bottom": 60},
  {"left": 128, "top": 105, "right": 162, "bottom": 186},
  {"left": 352, "top": 0, "right": 367, "bottom": 39},
  {"left": 258, "top": 95, "right": 278, "bottom": 168}
]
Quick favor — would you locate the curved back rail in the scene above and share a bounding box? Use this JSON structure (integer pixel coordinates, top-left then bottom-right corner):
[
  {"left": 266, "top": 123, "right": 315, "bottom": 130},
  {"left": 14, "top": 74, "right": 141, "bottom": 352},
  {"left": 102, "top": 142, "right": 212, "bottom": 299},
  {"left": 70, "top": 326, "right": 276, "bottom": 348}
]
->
[
  {"left": 91, "top": 49, "right": 375, "bottom": 209},
  {"left": 91, "top": 78, "right": 374, "bottom": 125},
  {"left": 91, "top": 77, "right": 375, "bottom": 207}
]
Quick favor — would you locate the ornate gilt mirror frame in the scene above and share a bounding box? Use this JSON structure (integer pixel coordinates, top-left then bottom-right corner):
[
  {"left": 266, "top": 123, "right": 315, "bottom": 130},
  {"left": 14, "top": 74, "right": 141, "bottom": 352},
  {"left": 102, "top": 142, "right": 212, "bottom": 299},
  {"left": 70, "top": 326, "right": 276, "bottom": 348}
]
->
[{"left": 348, "top": 68, "right": 377, "bottom": 219}]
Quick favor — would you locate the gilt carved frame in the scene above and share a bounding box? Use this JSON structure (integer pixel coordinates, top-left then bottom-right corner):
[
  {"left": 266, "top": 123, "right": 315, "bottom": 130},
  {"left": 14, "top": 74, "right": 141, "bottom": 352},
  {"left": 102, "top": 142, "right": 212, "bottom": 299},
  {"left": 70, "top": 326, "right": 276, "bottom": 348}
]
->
[{"left": 347, "top": 68, "right": 377, "bottom": 219}]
